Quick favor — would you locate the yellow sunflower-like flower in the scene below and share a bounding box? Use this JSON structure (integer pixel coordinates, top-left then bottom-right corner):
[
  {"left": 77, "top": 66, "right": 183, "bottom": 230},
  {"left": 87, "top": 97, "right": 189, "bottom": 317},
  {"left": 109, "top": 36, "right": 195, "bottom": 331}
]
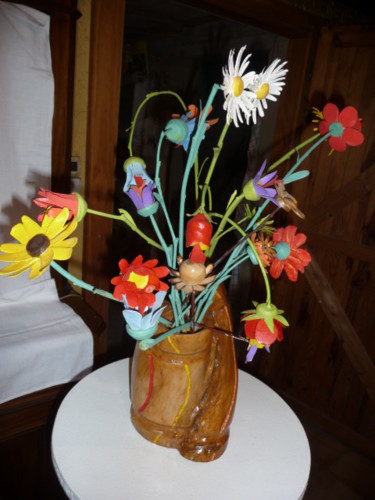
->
[
  {"left": 221, "top": 45, "right": 256, "bottom": 127},
  {"left": 248, "top": 58, "right": 288, "bottom": 124},
  {"left": 0, "top": 207, "right": 77, "bottom": 279}
]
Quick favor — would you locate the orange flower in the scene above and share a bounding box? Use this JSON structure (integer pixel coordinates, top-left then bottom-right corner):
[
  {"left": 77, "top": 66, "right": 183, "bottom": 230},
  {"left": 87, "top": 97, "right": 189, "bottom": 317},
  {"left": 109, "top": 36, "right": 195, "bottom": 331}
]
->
[{"left": 250, "top": 232, "right": 275, "bottom": 267}]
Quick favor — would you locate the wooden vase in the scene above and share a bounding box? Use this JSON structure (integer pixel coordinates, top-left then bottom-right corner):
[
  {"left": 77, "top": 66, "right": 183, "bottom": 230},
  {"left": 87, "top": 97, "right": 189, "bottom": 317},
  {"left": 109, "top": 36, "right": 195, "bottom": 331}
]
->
[{"left": 130, "top": 285, "right": 238, "bottom": 462}]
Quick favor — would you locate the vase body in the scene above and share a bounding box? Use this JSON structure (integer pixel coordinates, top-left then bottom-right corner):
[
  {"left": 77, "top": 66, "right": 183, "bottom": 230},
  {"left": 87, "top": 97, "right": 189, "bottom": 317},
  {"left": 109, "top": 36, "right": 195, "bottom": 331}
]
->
[{"left": 130, "top": 285, "right": 238, "bottom": 462}]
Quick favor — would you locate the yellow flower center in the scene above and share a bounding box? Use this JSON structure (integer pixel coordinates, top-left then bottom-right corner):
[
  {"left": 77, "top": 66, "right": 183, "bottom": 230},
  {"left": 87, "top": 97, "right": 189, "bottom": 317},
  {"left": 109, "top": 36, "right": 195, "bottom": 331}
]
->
[
  {"left": 26, "top": 233, "right": 50, "bottom": 257},
  {"left": 232, "top": 76, "right": 244, "bottom": 97},
  {"left": 128, "top": 271, "right": 149, "bottom": 289},
  {"left": 256, "top": 82, "right": 269, "bottom": 99}
]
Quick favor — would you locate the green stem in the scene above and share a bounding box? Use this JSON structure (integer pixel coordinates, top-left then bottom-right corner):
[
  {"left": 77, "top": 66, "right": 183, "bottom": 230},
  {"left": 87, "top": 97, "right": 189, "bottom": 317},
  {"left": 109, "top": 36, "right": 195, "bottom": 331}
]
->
[
  {"left": 51, "top": 261, "right": 119, "bottom": 302},
  {"left": 139, "top": 321, "right": 192, "bottom": 350},
  {"left": 178, "top": 83, "right": 220, "bottom": 256},
  {"left": 267, "top": 133, "right": 321, "bottom": 172},
  {"left": 283, "top": 132, "right": 330, "bottom": 181},
  {"left": 206, "top": 193, "right": 245, "bottom": 258},
  {"left": 149, "top": 214, "right": 172, "bottom": 266},
  {"left": 86, "top": 208, "right": 163, "bottom": 250},
  {"left": 210, "top": 213, "right": 272, "bottom": 303},
  {"left": 199, "top": 120, "right": 230, "bottom": 210},
  {"left": 128, "top": 91, "right": 186, "bottom": 156},
  {"left": 149, "top": 214, "right": 181, "bottom": 327}
]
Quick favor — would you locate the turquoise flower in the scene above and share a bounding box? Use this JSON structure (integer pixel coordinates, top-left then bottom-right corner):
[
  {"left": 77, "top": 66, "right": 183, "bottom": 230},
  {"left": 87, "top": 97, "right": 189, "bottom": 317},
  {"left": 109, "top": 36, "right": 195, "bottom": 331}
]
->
[{"left": 122, "top": 290, "right": 167, "bottom": 340}]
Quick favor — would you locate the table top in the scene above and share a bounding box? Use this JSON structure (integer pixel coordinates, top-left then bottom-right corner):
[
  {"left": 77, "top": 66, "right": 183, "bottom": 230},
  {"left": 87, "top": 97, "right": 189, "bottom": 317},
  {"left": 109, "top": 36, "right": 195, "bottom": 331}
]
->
[{"left": 52, "top": 358, "right": 310, "bottom": 500}]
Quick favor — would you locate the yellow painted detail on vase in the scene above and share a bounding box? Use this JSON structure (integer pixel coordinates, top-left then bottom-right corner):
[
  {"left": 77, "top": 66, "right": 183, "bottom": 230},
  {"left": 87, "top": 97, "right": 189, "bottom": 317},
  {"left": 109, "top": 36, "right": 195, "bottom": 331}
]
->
[{"left": 167, "top": 336, "right": 191, "bottom": 426}]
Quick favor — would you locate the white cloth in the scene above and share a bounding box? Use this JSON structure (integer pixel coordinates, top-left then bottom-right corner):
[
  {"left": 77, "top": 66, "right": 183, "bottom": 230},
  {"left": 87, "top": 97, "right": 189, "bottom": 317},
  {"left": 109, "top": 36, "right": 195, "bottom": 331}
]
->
[
  {"left": 0, "top": 0, "right": 54, "bottom": 292},
  {"left": 0, "top": 278, "right": 93, "bottom": 403},
  {"left": 0, "top": 1, "right": 93, "bottom": 403}
]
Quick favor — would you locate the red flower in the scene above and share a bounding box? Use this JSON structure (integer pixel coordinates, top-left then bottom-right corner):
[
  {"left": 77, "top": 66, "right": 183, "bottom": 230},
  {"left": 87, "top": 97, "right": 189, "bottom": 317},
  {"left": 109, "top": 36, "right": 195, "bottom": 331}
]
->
[
  {"left": 186, "top": 213, "right": 212, "bottom": 250},
  {"left": 244, "top": 316, "right": 284, "bottom": 346},
  {"left": 270, "top": 225, "right": 311, "bottom": 281},
  {"left": 33, "top": 188, "right": 86, "bottom": 221},
  {"left": 111, "top": 255, "right": 169, "bottom": 313},
  {"left": 318, "top": 103, "right": 364, "bottom": 152}
]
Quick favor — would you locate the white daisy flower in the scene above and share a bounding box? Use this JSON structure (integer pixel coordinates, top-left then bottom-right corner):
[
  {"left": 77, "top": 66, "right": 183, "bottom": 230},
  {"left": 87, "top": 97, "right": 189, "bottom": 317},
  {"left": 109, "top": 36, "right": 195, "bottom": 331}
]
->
[
  {"left": 221, "top": 46, "right": 256, "bottom": 127},
  {"left": 248, "top": 59, "right": 288, "bottom": 124}
]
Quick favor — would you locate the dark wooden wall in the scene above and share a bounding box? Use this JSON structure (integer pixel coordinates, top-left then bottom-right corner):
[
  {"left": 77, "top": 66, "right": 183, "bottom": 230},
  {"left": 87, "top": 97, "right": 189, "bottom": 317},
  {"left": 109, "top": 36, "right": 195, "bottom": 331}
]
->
[{"left": 246, "top": 25, "right": 375, "bottom": 455}]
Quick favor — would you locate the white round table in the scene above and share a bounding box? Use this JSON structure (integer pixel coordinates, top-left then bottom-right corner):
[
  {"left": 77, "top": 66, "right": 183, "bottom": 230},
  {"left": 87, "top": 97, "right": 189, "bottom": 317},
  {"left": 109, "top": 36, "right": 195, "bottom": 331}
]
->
[{"left": 52, "top": 359, "right": 310, "bottom": 500}]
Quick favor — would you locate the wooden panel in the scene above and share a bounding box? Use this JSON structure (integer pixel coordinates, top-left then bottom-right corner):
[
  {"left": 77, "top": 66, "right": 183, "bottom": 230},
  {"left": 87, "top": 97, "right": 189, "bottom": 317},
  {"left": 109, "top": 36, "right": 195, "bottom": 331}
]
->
[
  {"left": 246, "top": 25, "right": 375, "bottom": 451},
  {"left": 178, "top": 0, "right": 324, "bottom": 37},
  {"left": 83, "top": 0, "right": 126, "bottom": 355}
]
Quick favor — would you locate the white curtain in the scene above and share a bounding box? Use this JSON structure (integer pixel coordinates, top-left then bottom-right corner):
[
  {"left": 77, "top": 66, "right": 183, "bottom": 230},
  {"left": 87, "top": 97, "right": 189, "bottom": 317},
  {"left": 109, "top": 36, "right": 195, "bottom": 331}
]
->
[{"left": 0, "top": 1, "right": 93, "bottom": 403}]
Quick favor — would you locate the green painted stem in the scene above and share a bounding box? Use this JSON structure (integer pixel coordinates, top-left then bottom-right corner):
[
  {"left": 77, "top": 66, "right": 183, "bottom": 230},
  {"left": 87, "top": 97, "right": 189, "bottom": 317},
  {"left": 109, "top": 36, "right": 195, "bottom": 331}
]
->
[
  {"left": 267, "top": 133, "right": 321, "bottom": 172},
  {"left": 283, "top": 132, "right": 330, "bottom": 180},
  {"left": 149, "top": 214, "right": 172, "bottom": 266},
  {"left": 211, "top": 213, "right": 272, "bottom": 303},
  {"left": 51, "top": 261, "right": 119, "bottom": 302},
  {"left": 149, "top": 214, "right": 182, "bottom": 327},
  {"left": 178, "top": 83, "right": 220, "bottom": 256},
  {"left": 128, "top": 91, "right": 187, "bottom": 156},
  {"left": 199, "top": 120, "right": 230, "bottom": 210},
  {"left": 86, "top": 208, "right": 163, "bottom": 251},
  {"left": 154, "top": 131, "right": 178, "bottom": 250},
  {"left": 206, "top": 193, "right": 245, "bottom": 258},
  {"left": 139, "top": 321, "right": 192, "bottom": 350}
]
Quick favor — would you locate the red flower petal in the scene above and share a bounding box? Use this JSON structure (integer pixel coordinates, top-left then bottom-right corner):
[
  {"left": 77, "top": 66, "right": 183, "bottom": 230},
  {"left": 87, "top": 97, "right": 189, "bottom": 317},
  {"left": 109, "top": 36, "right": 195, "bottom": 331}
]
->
[
  {"left": 152, "top": 265, "right": 170, "bottom": 278},
  {"left": 283, "top": 225, "right": 297, "bottom": 245},
  {"left": 189, "top": 244, "right": 206, "bottom": 263},
  {"left": 118, "top": 258, "right": 130, "bottom": 274},
  {"left": 318, "top": 121, "right": 330, "bottom": 135},
  {"left": 272, "top": 227, "right": 285, "bottom": 244},
  {"left": 255, "top": 319, "right": 278, "bottom": 345},
  {"left": 329, "top": 135, "right": 347, "bottom": 152},
  {"left": 291, "top": 232, "right": 307, "bottom": 248},
  {"left": 284, "top": 262, "right": 298, "bottom": 281},
  {"left": 342, "top": 127, "right": 364, "bottom": 147},
  {"left": 244, "top": 318, "right": 257, "bottom": 339},
  {"left": 322, "top": 103, "right": 339, "bottom": 123},
  {"left": 143, "top": 258, "right": 158, "bottom": 269},
  {"left": 339, "top": 106, "right": 358, "bottom": 128},
  {"left": 137, "top": 291, "right": 155, "bottom": 314},
  {"left": 270, "top": 258, "right": 284, "bottom": 279}
]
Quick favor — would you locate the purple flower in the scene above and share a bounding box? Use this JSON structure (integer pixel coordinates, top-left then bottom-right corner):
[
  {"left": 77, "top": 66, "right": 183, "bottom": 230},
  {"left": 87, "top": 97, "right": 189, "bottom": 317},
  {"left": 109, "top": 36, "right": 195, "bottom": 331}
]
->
[
  {"left": 243, "top": 160, "right": 280, "bottom": 205},
  {"left": 123, "top": 157, "right": 158, "bottom": 216},
  {"left": 126, "top": 177, "right": 155, "bottom": 210}
]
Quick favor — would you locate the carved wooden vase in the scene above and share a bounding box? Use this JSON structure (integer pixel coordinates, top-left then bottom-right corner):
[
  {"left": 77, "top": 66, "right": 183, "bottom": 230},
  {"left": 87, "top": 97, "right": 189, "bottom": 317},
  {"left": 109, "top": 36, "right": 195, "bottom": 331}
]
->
[{"left": 130, "top": 285, "right": 238, "bottom": 462}]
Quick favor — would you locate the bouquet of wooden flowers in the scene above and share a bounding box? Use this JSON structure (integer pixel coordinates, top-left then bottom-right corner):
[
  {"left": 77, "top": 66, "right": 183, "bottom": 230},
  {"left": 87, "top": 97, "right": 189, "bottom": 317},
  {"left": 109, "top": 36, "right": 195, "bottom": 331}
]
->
[{"left": 0, "top": 45, "right": 365, "bottom": 363}]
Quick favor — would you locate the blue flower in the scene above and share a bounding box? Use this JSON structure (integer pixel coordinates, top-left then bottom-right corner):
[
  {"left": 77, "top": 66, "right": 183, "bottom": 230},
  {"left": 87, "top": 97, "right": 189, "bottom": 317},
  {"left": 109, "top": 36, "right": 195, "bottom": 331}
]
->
[
  {"left": 165, "top": 114, "right": 196, "bottom": 152},
  {"left": 165, "top": 104, "right": 218, "bottom": 152},
  {"left": 122, "top": 290, "right": 167, "bottom": 340}
]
